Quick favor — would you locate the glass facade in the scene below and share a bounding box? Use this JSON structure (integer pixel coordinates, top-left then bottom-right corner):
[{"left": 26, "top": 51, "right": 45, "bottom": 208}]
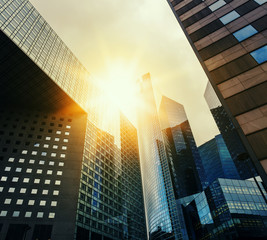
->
[
  {"left": 167, "top": 0, "right": 267, "bottom": 182},
  {"left": 199, "top": 134, "right": 240, "bottom": 185},
  {"left": 184, "top": 178, "right": 267, "bottom": 239},
  {"left": 0, "top": 1, "right": 146, "bottom": 239},
  {"left": 137, "top": 74, "right": 183, "bottom": 239},
  {"left": 159, "top": 96, "right": 207, "bottom": 198}
]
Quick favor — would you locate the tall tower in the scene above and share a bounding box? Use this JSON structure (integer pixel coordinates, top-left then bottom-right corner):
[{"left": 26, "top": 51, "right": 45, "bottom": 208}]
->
[
  {"left": 166, "top": 0, "right": 267, "bottom": 182},
  {"left": 137, "top": 74, "right": 184, "bottom": 240},
  {"left": 0, "top": 1, "right": 146, "bottom": 239},
  {"left": 159, "top": 96, "right": 206, "bottom": 198}
]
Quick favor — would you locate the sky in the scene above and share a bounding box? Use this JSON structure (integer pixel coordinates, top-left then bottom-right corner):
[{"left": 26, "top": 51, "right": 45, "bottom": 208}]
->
[{"left": 30, "top": 0, "right": 220, "bottom": 146}]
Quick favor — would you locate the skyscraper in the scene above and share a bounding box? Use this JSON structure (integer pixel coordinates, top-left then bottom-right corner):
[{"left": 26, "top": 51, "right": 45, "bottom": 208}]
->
[
  {"left": 166, "top": 0, "right": 267, "bottom": 182},
  {"left": 199, "top": 134, "right": 240, "bottom": 185},
  {"left": 0, "top": 1, "right": 146, "bottom": 239},
  {"left": 137, "top": 74, "right": 184, "bottom": 239},
  {"left": 204, "top": 81, "right": 257, "bottom": 179},
  {"left": 159, "top": 96, "right": 206, "bottom": 198}
]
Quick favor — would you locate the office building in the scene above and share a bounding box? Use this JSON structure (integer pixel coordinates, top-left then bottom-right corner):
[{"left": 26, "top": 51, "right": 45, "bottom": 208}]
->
[
  {"left": 0, "top": 0, "right": 146, "bottom": 239},
  {"left": 166, "top": 0, "right": 267, "bottom": 182},
  {"left": 137, "top": 74, "right": 184, "bottom": 239},
  {"left": 199, "top": 134, "right": 240, "bottom": 185},
  {"left": 183, "top": 178, "right": 267, "bottom": 240},
  {"left": 204, "top": 81, "right": 257, "bottom": 179},
  {"left": 159, "top": 96, "right": 206, "bottom": 198}
]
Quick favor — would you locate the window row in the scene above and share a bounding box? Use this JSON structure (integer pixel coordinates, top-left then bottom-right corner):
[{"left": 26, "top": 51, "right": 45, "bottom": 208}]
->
[
  {"left": 21, "top": 150, "right": 66, "bottom": 158},
  {"left": 3, "top": 198, "right": 57, "bottom": 206},
  {"left": 1, "top": 171, "right": 63, "bottom": 181},
  {"left": 8, "top": 158, "right": 64, "bottom": 166},
  {"left": 0, "top": 187, "right": 59, "bottom": 195},
  {"left": 0, "top": 210, "right": 55, "bottom": 218},
  {"left": 34, "top": 143, "right": 67, "bottom": 150}
]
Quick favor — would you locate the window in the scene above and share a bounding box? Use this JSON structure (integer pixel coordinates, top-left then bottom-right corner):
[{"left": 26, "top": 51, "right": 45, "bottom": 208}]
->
[
  {"left": 34, "top": 179, "right": 40, "bottom": 184},
  {"left": 22, "top": 150, "right": 28, "bottom": 154},
  {"left": 5, "top": 167, "right": 11, "bottom": 171},
  {"left": 254, "top": 0, "right": 267, "bottom": 4},
  {"left": 48, "top": 212, "right": 55, "bottom": 218},
  {"left": 41, "top": 152, "right": 47, "bottom": 156},
  {"left": 63, "top": 139, "right": 68, "bottom": 143},
  {"left": 20, "top": 188, "right": 26, "bottom": 193},
  {"left": 65, "top": 132, "right": 69, "bottom": 136},
  {"left": 220, "top": 11, "right": 240, "bottom": 25},
  {"left": 59, "top": 162, "right": 64, "bottom": 166},
  {"left": 233, "top": 25, "right": 258, "bottom": 42},
  {"left": 49, "top": 161, "right": 54, "bottom": 166},
  {"left": 62, "top": 146, "right": 67, "bottom": 150},
  {"left": 66, "top": 125, "right": 71, "bottom": 129},
  {"left": 37, "top": 169, "right": 43, "bottom": 174},
  {"left": 42, "top": 190, "right": 48, "bottom": 195},
  {"left": 47, "top": 170, "right": 53, "bottom": 175},
  {"left": 53, "top": 190, "right": 59, "bottom": 195},
  {"left": 51, "top": 153, "right": 56, "bottom": 157},
  {"left": 25, "top": 212, "right": 32, "bottom": 217},
  {"left": 15, "top": 168, "right": 22, "bottom": 172},
  {"left": 39, "top": 160, "right": 45, "bottom": 165},
  {"left": 0, "top": 211, "right": 7, "bottom": 217},
  {"left": 44, "top": 144, "right": 49, "bottom": 148},
  {"left": 250, "top": 45, "right": 267, "bottom": 64},
  {"left": 45, "top": 136, "right": 51, "bottom": 140},
  {"left": 34, "top": 143, "right": 40, "bottom": 147},
  {"left": 23, "top": 178, "right": 30, "bottom": 183},
  {"left": 57, "top": 171, "right": 63, "bottom": 176},
  {"left": 56, "top": 131, "right": 61, "bottom": 134},
  {"left": 45, "top": 179, "right": 51, "bottom": 184},
  {"left": 16, "top": 199, "right": 23, "bottom": 205},
  {"left": 60, "top": 154, "right": 66, "bottom": 158},
  {"left": 53, "top": 145, "right": 58, "bottom": 149},
  {"left": 8, "top": 157, "right": 15, "bottom": 162},
  {"left": 0, "top": 187, "right": 4, "bottom": 192},
  {"left": 29, "top": 159, "right": 35, "bottom": 164},
  {"left": 19, "top": 158, "right": 25, "bottom": 163},
  {"left": 37, "top": 212, "right": 44, "bottom": 218},
  {"left": 40, "top": 200, "right": 46, "bottom": 206},
  {"left": 55, "top": 138, "right": 60, "bottom": 142},
  {"left": 12, "top": 211, "right": 20, "bottom": 217},
  {"left": 26, "top": 168, "right": 32, "bottom": 173},
  {"left": 55, "top": 180, "right": 61, "bottom": 185},
  {"left": 12, "top": 177, "right": 19, "bottom": 182},
  {"left": 31, "top": 189, "right": 38, "bottom": 194},
  {"left": 51, "top": 201, "right": 57, "bottom": 206},
  {"left": 8, "top": 187, "right": 15, "bottom": 193},
  {"left": 4, "top": 199, "right": 11, "bottom": 204},
  {"left": 209, "top": 0, "right": 226, "bottom": 12}
]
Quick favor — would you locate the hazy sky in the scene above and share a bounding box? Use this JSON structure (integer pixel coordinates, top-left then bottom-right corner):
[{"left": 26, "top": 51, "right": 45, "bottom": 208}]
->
[{"left": 30, "top": 0, "right": 219, "bottom": 146}]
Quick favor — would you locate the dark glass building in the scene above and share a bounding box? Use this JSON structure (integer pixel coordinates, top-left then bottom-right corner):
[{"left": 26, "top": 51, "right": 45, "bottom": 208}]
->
[
  {"left": 166, "top": 0, "right": 267, "bottom": 183},
  {"left": 204, "top": 81, "right": 257, "bottom": 179},
  {"left": 199, "top": 134, "right": 240, "bottom": 185},
  {"left": 0, "top": 1, "right": 146, "bottom": 239},
  {"left": 137, "top": 75, "right": 184, "bottom": 239},
  {"left": 183, "top": 178, "right": 267, "bottom": 240},
  {"left": 159, "top": 96, "right": 207, "bottom": 198}
]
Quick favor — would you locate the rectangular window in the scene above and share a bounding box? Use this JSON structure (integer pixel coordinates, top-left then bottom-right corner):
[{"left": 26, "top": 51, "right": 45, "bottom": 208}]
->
[
  {"left": 250, "top": 45, "right": 267, "bottom": 64},
  {"left": 51, "top": 201, "right": 57, "bottom": 206},
  {"left": 20, "top": 188, "right": 26, "bottom": 193},
  {"left": 8, "top": 188, "right": 15, "bottom": 193},
  {"left": 29, "top": 159, "right": 35, "bottom": 164},
  {"left": 220, "top": 11, "right": 240, "bottom": 25},
  {"left": 254, "top": 0, "right": 267, "bottom": 4},
  {"left": 233, "top": 25, "right": 258, "bottom": 42},
  {"left": 0, "top": 211, "right": 7, "bottom": 217},
  {"left": 45, "top": 179, "right": 51, "bottom": 184},
  {"left": 40, "top": 200, "right": 46, "bottom": 206},
  {"left": 31, "top": 189, "right": 38, "bottom": 194},
  {"left": 19, "top": 158, "right": 25, "bottom": 163},
  {"left": 25, "top": 212, "right": 32, "bottom": 217},
  {"left": 209, "top": 0, "right": 226, "bottom": 12}
]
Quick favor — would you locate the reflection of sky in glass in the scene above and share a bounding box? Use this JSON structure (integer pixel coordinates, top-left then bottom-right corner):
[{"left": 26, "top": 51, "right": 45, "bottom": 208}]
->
[
  {"left": 233, "top": 25, "right": 258, "bottom": 42},
  {"left": 250, "top": 45, "right": 267, "bottom": 64},
  {"left": 220, "top": 11, "right": 240, "bottom": 25},
  {"left": 254, "top": 0, "right": 267, "bottom": 4},
  {"left": 209, "top": 0, "right": 226, "bottom": 12}
]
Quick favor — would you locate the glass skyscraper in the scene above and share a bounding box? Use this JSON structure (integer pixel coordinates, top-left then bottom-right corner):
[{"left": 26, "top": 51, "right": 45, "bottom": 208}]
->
[
  {"left": 137, "top": 74, "right": 183, "bottom": 239},
  {"left": 159, "top": 96, "right": 207, "bottom": 198},
  {"left": 199, "top": 134, "right": 240, "bottom": 185},
  {"left": 166, "top": 0, "right": 267, "bottom": 184},
  {"left": 204, "top": 81, "right": 257, "bottom": 179},
  {"left": 0, "top": 1, "right": 146, "bottom": 239}
]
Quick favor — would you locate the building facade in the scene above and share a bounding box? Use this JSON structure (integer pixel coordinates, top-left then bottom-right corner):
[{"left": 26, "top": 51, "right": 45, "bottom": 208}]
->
[
  {"left": 166, "top": 0, "right": 267, "bottom": 182},
  {"left": 0, "top": 0, "right": 146, "bottom": 239},
  {"left": 199, "top": 134, "right": 240, "bottom": 185},
  {"left": 204, "top": 81, "right": 257, "bottom": 179},
  {"left": 137, "top": 74, "right": 184, "bottom": 239},
  {"left": 159, "top": 96, "right": 206, "bottom": 198},
  {"left": 183, "top": 178, "right": 267, "bottom": 240}
]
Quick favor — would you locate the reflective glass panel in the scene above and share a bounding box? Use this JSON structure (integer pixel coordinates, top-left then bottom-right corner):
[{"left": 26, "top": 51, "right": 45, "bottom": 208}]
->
[
  {"left": 220, "top": 11, "right": 240, "bottom": 25},
  {"left": 250, "top": 45, "right": 267, "bottom": 64},
  {"left": 233, "top": 25, "right": 258, "bottom": 42}
]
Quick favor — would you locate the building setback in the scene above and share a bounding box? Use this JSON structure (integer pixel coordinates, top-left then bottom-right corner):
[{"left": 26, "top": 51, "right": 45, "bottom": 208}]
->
[
  {"left": 166, "top": 0, "right": 267, "bottom": 182},
  {"left": 0, "top": 0, "right": 146, "bottom": 239}
]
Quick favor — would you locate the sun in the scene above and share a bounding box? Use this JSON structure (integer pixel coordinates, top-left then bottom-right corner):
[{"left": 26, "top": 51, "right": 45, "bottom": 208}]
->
[{"left": 94, "top": 60, "right": 140, "bottom": 124}]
